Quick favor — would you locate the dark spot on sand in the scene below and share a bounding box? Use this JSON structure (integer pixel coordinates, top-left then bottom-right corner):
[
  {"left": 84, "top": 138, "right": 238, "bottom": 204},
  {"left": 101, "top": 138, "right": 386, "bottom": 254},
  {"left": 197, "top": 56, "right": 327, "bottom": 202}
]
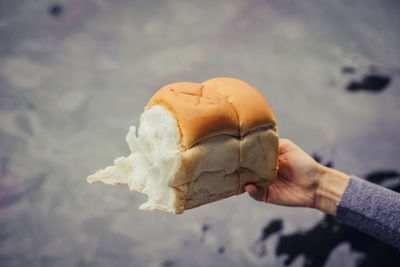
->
[
  {"left": 365, "top": 170, "right": 399, "bottom": 184},
  {"left": 260, "top": 219, "right": 283, "bottom": 241},
  {"left": 311, "top": 153, "right": 321, "bottom": 163},
  {"left": 325, "top": 161, "right": 333, "bottom": 168},
  {"left": 48, "top": 3, "right": 63, "bottom": 17},
  {"left": 341, "top": 66, "right": 356, "bottom": 74},
  {"left": 202, "top": 224, "right": 210, "bottom": 233},
  {"left": 346, "top": 75, "right": 391, "bottom": 93},
  {"left": 251, "top": 219, "right": 283, "bottom": 257},
  {"left": 161, "top": 259, "right": 174, "bottom": 267}
]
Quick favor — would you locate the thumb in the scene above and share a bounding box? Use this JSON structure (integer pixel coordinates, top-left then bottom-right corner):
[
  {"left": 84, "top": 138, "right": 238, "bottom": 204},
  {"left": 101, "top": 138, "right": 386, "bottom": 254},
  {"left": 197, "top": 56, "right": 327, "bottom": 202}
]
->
[{"left": 244, "top": 184, "right": 268, "bottom": 202}]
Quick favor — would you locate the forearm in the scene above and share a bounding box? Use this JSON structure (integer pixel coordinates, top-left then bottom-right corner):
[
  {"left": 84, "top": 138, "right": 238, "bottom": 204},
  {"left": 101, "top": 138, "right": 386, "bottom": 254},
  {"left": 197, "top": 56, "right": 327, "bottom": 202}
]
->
[
  {"left": 314, "top": 168, "right": 400, "bottom": 248},
  {"left": 335, "top": 176, "right": 400, "bottom": 248},
  {"left": 314, "top": 166, "right": 350, "bottom": 215}
]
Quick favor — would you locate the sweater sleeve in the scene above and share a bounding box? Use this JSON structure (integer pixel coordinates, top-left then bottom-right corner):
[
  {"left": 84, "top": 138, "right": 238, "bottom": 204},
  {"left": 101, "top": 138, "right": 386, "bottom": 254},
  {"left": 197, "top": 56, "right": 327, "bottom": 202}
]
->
[{"left": 335, "top": 175, "right": 400, "bottom": 249}]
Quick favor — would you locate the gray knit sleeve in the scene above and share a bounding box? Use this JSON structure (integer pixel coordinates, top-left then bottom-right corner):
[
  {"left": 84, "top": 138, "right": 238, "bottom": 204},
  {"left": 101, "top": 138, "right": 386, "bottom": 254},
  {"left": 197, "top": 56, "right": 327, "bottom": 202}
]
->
[{"left": 335, "top": 175, "right": 400, "bottom": 249}]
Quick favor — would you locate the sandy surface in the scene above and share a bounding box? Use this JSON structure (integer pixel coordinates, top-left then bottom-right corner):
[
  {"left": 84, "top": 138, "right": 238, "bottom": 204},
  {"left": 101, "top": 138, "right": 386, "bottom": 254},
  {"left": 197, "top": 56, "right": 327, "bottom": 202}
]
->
[{"left": 0, "top": 1, "right": 399, "bottom": 266}]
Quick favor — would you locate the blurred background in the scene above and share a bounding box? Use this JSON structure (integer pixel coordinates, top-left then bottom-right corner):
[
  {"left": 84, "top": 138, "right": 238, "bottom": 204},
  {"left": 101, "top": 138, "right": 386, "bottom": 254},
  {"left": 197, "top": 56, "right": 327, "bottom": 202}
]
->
[{"left": 1, "top": 0, "right": 400, "bottom": 266}]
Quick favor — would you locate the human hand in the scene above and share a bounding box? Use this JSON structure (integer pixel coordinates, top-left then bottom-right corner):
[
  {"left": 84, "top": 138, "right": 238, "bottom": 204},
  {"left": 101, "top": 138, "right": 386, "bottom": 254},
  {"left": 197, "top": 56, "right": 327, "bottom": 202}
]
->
[{"left": 245, "top": 139, "right": 350, "bottom": 215}]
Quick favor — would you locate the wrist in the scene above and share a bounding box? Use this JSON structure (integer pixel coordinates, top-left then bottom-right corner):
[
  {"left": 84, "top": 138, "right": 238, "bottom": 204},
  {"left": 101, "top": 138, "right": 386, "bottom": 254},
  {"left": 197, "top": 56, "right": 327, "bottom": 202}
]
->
[{"left": 314, "top": 166, "right": 350, "bottom": 215}]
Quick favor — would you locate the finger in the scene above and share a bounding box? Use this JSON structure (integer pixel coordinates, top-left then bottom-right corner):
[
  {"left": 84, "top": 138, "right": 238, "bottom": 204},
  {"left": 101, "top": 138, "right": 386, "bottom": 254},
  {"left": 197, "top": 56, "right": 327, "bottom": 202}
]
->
[{"left": 245, "top": 184, "right": 266, "bottom": 202}]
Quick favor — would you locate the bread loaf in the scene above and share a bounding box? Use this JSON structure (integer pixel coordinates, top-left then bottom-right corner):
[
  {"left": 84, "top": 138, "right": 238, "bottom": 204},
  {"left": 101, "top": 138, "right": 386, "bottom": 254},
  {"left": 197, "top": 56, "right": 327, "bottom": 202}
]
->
[{"left": 87, "top": 77, "right": 278, "bottom": 214}]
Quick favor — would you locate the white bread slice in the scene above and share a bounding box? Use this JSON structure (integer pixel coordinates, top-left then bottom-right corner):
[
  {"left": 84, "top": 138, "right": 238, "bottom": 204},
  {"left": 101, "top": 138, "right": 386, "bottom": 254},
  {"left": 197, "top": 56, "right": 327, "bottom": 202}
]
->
[{"left": 87, "top": 77, "right": 278, "bottom": 214}]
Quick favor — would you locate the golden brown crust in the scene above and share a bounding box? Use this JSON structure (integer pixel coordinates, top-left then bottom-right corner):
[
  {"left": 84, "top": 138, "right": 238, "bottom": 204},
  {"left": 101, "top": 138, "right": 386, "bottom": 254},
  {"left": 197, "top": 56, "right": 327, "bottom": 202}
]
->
[
  {"left": 202, "top": 78, "right": 276, "bottom": 135},
  {"left": 147, "top": 78, "right": 275, "bottom": 149},
  {"left": 147, "top": 82, "right": 238, "bottom": 149}
]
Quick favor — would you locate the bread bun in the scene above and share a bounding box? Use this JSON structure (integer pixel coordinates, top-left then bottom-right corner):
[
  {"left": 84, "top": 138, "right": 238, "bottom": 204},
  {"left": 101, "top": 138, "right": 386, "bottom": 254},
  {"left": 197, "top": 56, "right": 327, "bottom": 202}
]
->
[
  {"left": 88, "top": 77, "right": 278, "bottom": 214},
  {"left": 147, "top": 77, "right": 275, "bottom": 149}
]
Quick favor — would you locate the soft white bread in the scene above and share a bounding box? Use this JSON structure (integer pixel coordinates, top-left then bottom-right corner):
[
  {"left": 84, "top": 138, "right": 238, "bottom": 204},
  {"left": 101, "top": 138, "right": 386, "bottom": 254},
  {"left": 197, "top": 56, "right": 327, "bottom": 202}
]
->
[{"left": 87, "top": 77, "right": 278, "bottom": 214}]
